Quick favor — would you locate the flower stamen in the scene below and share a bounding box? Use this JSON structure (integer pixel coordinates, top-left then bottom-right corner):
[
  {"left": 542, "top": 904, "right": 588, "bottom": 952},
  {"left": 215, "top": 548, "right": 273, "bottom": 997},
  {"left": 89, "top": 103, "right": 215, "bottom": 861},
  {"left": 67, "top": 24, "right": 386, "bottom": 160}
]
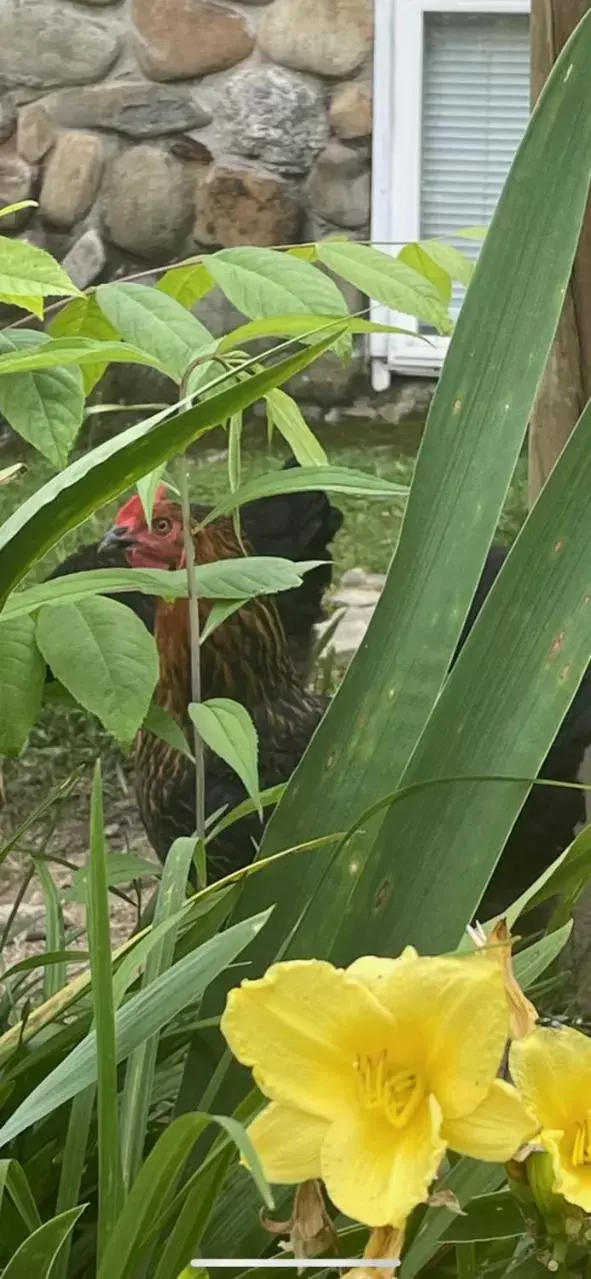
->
[
  {"left": 571, "top": 1112, "right": 591, "bottom": 1167},
  {"left": 355, "top": 1051, "right": 424, "bottom": 1128}
]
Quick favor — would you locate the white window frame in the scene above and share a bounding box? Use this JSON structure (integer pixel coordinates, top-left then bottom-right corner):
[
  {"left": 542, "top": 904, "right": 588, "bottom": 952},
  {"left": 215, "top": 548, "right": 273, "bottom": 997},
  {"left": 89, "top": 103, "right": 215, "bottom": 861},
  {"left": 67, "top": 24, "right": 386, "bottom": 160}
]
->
[{"left": 370, "top": 0, "right": 531, "bottom": 389}]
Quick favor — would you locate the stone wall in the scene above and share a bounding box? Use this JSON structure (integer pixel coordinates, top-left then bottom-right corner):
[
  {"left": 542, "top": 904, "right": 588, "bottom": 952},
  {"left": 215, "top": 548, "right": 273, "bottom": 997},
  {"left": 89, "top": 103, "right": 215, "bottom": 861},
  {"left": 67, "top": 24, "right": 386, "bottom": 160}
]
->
[{"left": 0, "top": 0, "right": 372, "bottom": 281}]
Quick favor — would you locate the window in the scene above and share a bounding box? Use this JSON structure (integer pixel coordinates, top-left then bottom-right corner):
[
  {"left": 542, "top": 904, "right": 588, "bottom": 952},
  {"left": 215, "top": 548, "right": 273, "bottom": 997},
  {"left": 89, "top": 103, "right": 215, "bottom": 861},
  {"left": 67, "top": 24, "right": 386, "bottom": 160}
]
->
[{"left": 370, "top": 0, "right": 531, "bottom": 388}]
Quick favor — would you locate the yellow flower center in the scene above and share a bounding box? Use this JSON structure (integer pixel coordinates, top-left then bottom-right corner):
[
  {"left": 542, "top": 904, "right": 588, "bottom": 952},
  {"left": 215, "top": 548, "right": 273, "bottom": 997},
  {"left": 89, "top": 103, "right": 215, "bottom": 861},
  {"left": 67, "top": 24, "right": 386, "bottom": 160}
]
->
[
  {"left": 354, "top": 1051, "right": 425, "bottom": 1128},
  {"left": 572, "top": 1111, "right": 591, "bottom": 1167}
]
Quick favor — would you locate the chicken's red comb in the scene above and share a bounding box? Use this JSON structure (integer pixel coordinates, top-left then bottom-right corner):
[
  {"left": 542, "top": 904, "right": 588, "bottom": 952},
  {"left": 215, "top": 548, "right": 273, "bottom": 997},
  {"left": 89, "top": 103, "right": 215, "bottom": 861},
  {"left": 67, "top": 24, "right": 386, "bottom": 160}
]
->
[{"left": 116, "top": 484, "right": 168, "bottom": 528}]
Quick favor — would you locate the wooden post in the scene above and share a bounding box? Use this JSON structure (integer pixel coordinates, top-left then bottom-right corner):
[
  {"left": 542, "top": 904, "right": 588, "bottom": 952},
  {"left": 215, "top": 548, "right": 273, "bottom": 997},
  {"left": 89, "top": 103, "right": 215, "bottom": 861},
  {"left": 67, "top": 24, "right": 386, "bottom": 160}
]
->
[{"left": 528, "top": 0, "right": 591, "bottom": 505}]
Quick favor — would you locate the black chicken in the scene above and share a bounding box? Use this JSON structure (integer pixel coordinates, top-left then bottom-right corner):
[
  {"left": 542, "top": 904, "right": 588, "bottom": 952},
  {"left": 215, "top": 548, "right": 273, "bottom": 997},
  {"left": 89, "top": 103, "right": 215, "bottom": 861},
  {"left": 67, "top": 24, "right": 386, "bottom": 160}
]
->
[{"left": 46, "top": 458, "right": 343, "bottom": 681}]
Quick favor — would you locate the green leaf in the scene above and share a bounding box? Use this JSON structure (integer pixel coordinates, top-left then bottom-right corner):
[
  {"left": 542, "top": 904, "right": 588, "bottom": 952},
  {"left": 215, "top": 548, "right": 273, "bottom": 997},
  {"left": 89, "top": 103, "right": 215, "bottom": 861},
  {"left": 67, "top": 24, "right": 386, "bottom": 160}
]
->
[
  {"left": 0, "top": 335, "right": 167, "bottom": 378},
  {"left": 207, "top": 246, "right": 348, "bottom": 319},
  {"left": 49, "top": 294, "right": 120, "bottom": 394},
  {"left": 143, "top": 702, "right": 195, "bottom": 763},
  {"left": 200, "top": 599, "right": 246, "bottom": 643},
  {"left": 265, "top": 388, "right": 327, "bottom": 466},
  {"left": 0, "top": 200, "right": 37, "bottom": 220},
  {"left": 317, "top": 240, "right": 453, "bottom": 331},
  {"left": 96, "top": 282, "right": 214, "bottom": 382},
  {"left": 419, "top": 239, "right": 475, "bottom": 289},
  {"left": 120, "top": 836, "right": 197, "bottom": 1190},
  {"left": 0, "top": 292, "right": 44, "bottom": 319},
  {"left": 403, "top": 1163, "right": 507, "bottom": 1277},
  {"left": 0, "top": 235, "right": 80, "bottom": 300},
  {"left": 0, "top": 463, "right": 26, "bottom": 485},
  {"left": 34, "top": 859, "right": 65, "bottom": 999},
  {"left": 52, "top": 1089, "right": 95, "bottom": 1279},
  {"left": 64, "top": 853, "right": 161, "bottom": 904},
  {"left": 399, "top": 242, "right": 452, "bottom": 304},
  {"left": 35, "top": 596, "right": 159, "bottom": 744},
  {"left": 87, "top": 762, "right": 125, "bottom": 1263},
  {"left": 0, "top": 330, "right": 84, "bottom": 467},
  {"left": 440, "top": 1191, "right": 523, "bottom": 1244},
  {"left": 513, "top": 922, "right": 573, "bottom": 990},
  {"left": 156, "top": 262, "right": 214, "bottom": 308},
  {"left": 1, "top": 951, "right": 89, "bottom": 982},
  {"left": 1, "top": 1207, "right": 86, "bottom": 1279},
  {"left": 97, "top": 1113, "right": 271, "bottom": 1279},
  {"left": 204, "top": 466, "right": 407, "bottom": 521},
  {"left": 0, "top": 1160, "right": 42, "bottom": 1234},
  {"left": 220, "top": 314, "right": 418, "bottom": 351},
  {"left": 232, "top": 8, "right": 591, "bottom": 967},
  {"left": 190, "top": 698, "right": 261, "bottom": 816},
  {"left": 137, "top": 464, "right": 168, "bottom": 526},
  {"left": 0, "top": 332, "right": 340, "bottom": 606},
  {"left": 0, "top": 909, "right": 271, "bottom": 1147},
  {"left": 0, "top": 614, "right": 45, "bottom": 755}
]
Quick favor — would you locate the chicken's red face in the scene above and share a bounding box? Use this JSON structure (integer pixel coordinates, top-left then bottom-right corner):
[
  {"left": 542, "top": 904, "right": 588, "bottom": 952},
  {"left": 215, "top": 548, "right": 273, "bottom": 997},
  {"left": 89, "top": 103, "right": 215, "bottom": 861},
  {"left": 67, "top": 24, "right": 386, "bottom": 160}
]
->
[{"left": 100, "top": 486, "right": 185, "bottom": 569}]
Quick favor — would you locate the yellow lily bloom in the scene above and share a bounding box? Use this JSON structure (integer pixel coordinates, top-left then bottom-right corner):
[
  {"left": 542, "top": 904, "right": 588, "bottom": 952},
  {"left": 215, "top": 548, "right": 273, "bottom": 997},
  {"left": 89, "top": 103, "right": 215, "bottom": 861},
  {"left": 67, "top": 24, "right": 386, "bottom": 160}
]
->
[
  {"left": 221, "top": 950, "right": 537, "bottom": 1228},
  {"left": 510, "top": 1025, "right": 591, "bottom": 1213}
]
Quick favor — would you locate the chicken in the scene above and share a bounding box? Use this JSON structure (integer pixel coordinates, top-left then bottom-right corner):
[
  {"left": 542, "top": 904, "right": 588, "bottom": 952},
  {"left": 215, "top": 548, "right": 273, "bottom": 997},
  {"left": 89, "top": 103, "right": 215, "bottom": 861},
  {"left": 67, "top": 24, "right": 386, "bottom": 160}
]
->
[
  {"left": 101, "top": 498, "right": 329, "bottom": 878},
  {"left": 45, "top": 458, "right": 343, "bottom": 680}
]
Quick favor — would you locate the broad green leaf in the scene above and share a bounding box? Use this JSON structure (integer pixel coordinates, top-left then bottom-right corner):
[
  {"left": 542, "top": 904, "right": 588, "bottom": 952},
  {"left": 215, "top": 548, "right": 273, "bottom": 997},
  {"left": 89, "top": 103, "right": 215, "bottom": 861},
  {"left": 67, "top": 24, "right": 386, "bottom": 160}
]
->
[
  {"left": 87, "top": 762, "right": 125, "bottom": 1261},
  {"left": 0, "top": 331, "right": 340, "bottom": 605},
  {"left": 220, "top": 314, "right": 418, "bottom": 351},
  {"left": 0, "top": 330, "right": 84, "bottom": 467},
  {"left": 36, "top": 595, "right": 159, "bottom": 744},
  {"left": 399, "top": 242, "right": 452, "bottom": 304},
  {"left": 204, "top": 466, "right": 407, "bottom": 520},
  {"left": 201, "top": 598, "right": 246, "bottom": 643},
  {"left": 137, "top": 464, "right": 168, "bottom": 526},
  {"left": 0, "top": 909, "right": 271, "bottom": 1148},
  {"left": 402, "top": 1162, "right": 506, "bottom": 1277},
  {"left": 64, "top": 853, "right": 161, "bottom": 904},
  {"left": 0, "top": 335, "right": 167, "bottom": 378},
  {"left": 265, "top": 388, "right": 327, "bottom": 466},
  {"left": 206, "top": 246, "right": 348, "bottom": 319},
  {"left": 0, "top": 235, "right": 80, "bottom": 300},
  {"left": 0, "top": 291, "right": 44, "bottom": 319},
  {"left": 190, "top": 698, "right": 261, "bottom": 816},
  {"left": 96, "top": 282, "right": 214, "bottom": 382},
  {"left": 440, "top": 1191, "right": 523, "bottom": 1243},
  {"left": 143, "top": 702, "right": 195, "bottom": 763},
  {"left": 317, "top": 240, "right": 453, "bottom": 332},
  {"left": 1, "top": 1207, "right": 86, "bottom": 1279},
  {"left": 525, "top": 821, "right": 591, "bottom": 917},
  {"left": 120, "top": 836, "right": 197, "bottom": 1190},
  {"left": 157, "top": 262, "right": 214, "bottom": 308},
  {"left": 97, "top": 1113, "right": 271, "bottom": 1279},
  {"left": 234, "top": 9, "right": 591, "bottom": 962},
  {"left": 0, "top": 614, "right": 45, "bottom": 755},
  {"left": 49, "top": 294, "right": 120, "bottom": 394},
  {"left": 2, "top": 558, "right": 326, "bottom": 620}
]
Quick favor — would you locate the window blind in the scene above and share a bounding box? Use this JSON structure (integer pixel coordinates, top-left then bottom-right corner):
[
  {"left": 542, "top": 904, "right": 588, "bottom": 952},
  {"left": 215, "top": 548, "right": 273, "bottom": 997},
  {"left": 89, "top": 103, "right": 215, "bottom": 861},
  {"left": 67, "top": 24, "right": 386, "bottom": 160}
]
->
[{"left": 420, "top": 11, "right": 531, "bottom": 318}]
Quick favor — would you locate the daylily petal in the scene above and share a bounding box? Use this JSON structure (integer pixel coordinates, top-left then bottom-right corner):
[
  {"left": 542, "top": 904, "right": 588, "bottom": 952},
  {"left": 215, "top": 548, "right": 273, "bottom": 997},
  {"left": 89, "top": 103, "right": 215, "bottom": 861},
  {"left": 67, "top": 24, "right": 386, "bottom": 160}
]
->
[
  {"left": 510, "top": 1026, "right": 591, "bottom": 1132},
  {"left": 443, "top": 1079, "right": 538, "bottom": 1162},
  {"left": 377, "top": 953, "right": 509, "bottom": 1120},
  {"left": 542, "top": 1128, "right": 591, "bottom": 1214},
  {"left": 348, "top": 949, "right": 418, "bottom": 1001},
  {"left": 320, "top": 1094, "right": 444, "bottom": 1228},
  {"left": 221, "top": 959, "right": 396, "bottom": 1120},
  {"left": 247, "top": 1102, "right": 327, "bottom": 1183}
]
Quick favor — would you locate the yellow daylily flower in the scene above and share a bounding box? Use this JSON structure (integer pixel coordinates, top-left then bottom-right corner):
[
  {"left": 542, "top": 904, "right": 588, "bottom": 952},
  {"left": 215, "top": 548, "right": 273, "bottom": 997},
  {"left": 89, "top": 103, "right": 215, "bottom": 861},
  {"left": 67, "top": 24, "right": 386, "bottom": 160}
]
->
[
  {"left": 511, "top": 1025, "right": 591, "bottom": 1213},
  {"left": 221, "top": 951, "right": 537, "bottom": 1228}
]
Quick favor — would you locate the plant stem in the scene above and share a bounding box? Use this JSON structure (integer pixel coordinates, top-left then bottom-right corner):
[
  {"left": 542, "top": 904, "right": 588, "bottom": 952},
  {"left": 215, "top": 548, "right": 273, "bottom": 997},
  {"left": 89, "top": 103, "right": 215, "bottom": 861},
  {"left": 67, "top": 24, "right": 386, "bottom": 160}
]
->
[{"left": 176, "top": 457, "right": 205, "bottom": 850}]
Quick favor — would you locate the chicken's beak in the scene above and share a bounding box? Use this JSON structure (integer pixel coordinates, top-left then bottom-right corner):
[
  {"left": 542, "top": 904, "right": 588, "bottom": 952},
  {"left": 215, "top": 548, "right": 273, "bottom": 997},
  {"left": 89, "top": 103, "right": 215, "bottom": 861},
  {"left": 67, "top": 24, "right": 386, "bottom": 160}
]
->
[{"left": 98, "top": 525, "right": 132, "bottom": 553}]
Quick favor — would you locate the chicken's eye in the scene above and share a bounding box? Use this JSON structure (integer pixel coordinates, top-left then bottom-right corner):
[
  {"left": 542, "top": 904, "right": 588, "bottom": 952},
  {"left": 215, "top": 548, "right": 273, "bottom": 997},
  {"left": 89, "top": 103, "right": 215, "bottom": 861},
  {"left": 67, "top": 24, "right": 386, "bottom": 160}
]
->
[{"left": 153, "top": 517, "right": 172, "bottom": 534}]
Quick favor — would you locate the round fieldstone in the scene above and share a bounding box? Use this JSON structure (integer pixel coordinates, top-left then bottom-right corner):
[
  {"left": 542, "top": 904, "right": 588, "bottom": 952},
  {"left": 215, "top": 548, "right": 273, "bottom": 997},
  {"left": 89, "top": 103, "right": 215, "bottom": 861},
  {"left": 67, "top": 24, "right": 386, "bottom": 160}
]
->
[
  {"left": 17, "top": 101, "right": 56, "bottom": 164},
  {"left": 131, "top": 0, "right": 254, "bottom": 81},
  {"left": 329, "top": 81, "right": 372, "bottom": 139},
  {"left": 0, "top": 95, "right": 16, "bottom": 144},
  {"left": 40, "top": 131, "right": 104, "bottom": 229},
  {"left": 0, "top": 0, "right": 121, "bottom": 89},
  {"left": 0, "top": 155, "right": 33, "bottom": 230},
  {"left": 195, "top": 163, "right": 300, "bottom": 247},
  {"left": 304, "top": 141, "right": 370, "bottom": 228},
  {"left": 42, "top": 83, "right": 211, "bottom": 138},
  {"left": 219, "top": 65, "right": 329, "bottom": 176},
  {"left": 258, "top": 0, "right": 372, "bottom": 78},
  {"left": 102, "top": 144, "right": 195, "bottom": 259}
]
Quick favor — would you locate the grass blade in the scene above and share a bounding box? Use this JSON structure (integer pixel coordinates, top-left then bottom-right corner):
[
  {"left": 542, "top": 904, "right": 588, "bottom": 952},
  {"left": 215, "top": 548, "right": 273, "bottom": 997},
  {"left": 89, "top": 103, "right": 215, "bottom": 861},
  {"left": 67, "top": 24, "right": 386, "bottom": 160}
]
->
[
  {"left": 33, "top": 860, "right": 65, "bottom": 999},
  {"left": 2, "top": 1206, "right": 86, "bottom": 1279},
  {"left": 51, "top": 1087, "right": 95, "bottom": 1279},
  {"left": 87, "top": 761, "right": 124, "bottom": 1263}
]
